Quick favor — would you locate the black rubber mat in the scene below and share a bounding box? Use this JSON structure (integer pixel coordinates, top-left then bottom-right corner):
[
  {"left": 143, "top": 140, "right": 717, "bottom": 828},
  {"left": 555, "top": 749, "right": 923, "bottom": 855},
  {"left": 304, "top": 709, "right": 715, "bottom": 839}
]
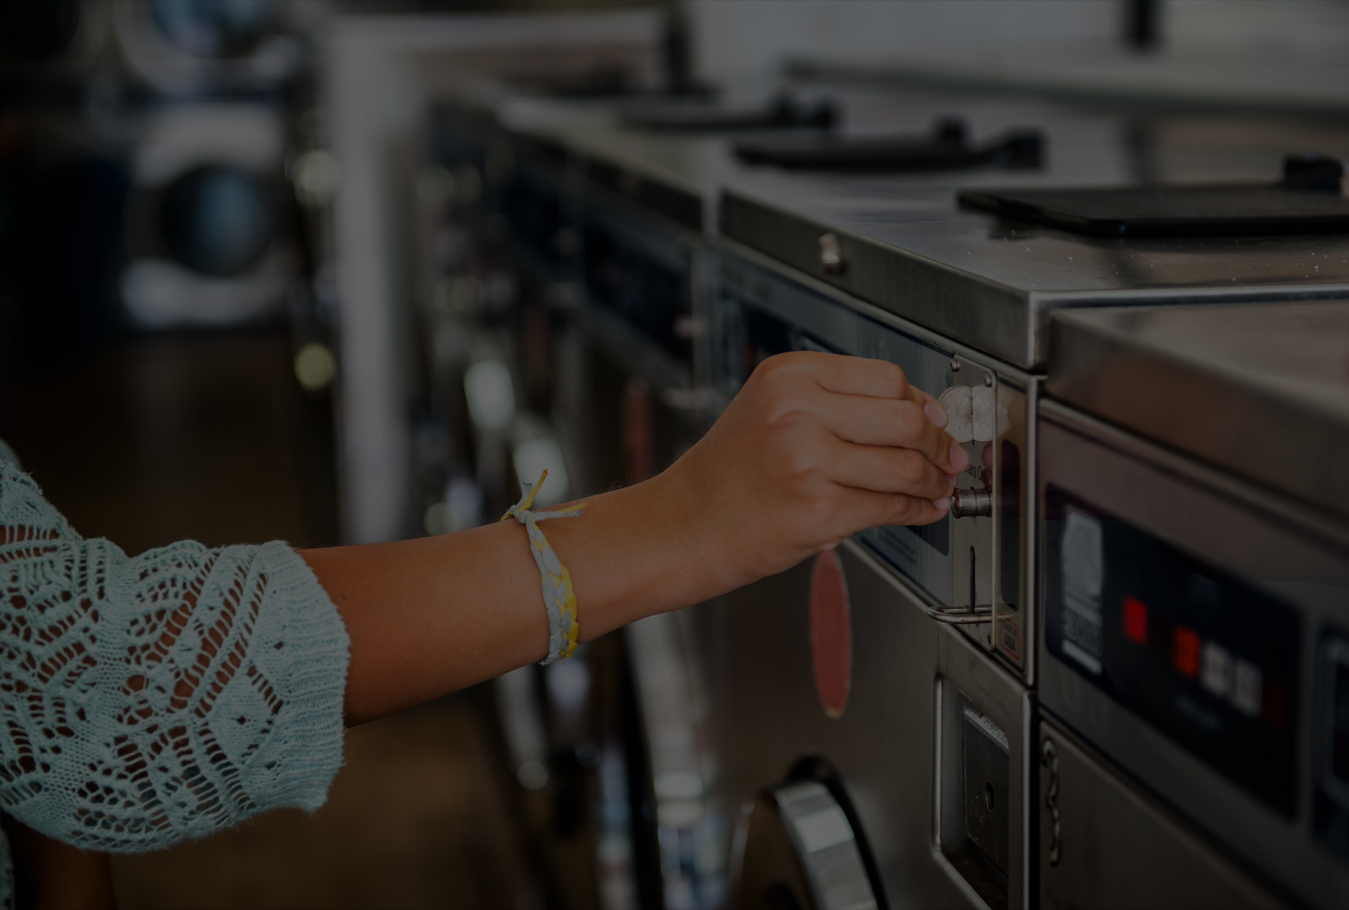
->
[{"left": 959, "top": 153, "right": 1349, "bottom": 236}]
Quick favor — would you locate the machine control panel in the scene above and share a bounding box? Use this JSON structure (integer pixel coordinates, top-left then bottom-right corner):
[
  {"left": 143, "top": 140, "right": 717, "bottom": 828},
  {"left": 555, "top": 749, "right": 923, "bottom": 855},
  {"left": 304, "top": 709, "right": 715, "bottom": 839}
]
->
[{"left": 1043, "top": 488, "right": 1301, "bottom": 817}]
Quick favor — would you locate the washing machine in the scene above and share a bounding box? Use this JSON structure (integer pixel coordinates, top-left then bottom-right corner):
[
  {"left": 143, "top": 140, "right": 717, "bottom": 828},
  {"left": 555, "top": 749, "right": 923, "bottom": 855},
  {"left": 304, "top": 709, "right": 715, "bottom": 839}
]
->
[
  {"left": 459, "top": 78, "right": 1349, "bottom": 908},
  {"left": 706, "top": 117, "right": 1349, "bottom": 907},
  {"left": 1036, "top": 300, "right": 1349, "bottom": 908}
]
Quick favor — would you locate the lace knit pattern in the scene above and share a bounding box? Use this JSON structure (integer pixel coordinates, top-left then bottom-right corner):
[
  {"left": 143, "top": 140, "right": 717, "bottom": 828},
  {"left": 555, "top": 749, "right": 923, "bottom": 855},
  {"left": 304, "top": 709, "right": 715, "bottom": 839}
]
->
[{"left": 0, "top": 462, "right": 350, "bottom": 905}]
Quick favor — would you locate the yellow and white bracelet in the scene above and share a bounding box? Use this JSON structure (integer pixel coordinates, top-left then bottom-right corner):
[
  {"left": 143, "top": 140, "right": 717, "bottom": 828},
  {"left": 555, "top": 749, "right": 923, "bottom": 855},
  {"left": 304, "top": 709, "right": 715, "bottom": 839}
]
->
[{"left": 501, "top": 469, "right": 587, "bottom": 664}]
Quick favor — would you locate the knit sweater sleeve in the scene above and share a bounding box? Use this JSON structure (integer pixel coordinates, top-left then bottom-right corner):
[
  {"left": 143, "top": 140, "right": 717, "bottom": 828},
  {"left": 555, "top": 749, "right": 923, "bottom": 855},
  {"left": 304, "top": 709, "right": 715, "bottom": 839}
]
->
[{"left": 0, "top": 462, "right": 351, "bottom": 855}]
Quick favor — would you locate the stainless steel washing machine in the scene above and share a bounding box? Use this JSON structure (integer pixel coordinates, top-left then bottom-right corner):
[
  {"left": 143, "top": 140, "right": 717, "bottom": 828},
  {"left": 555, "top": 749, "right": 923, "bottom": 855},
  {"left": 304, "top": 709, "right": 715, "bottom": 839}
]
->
[
  {"left": 466, "top": 80, "right": 1349, "bottom": 909},
  {"left": 1036, "top": 301, "right": 1349, "bottom": 909},
  {"left": 705, "top": 116, "right": 1349, "bottom": 909},
  {"left": 719, "top": 150, "right": 1349, "bottom": 690}
]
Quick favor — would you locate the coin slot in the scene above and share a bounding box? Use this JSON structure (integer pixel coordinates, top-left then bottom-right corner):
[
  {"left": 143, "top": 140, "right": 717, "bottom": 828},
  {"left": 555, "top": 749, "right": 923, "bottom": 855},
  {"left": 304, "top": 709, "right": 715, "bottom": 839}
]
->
[{"left": 937, "top": 680, "right": 1010, "bottom": 905}]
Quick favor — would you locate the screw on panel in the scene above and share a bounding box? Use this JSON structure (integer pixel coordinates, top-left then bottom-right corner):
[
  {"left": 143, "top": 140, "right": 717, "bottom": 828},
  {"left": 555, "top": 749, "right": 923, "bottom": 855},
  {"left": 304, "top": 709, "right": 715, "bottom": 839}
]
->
[
  {"left": 819, "top": 233, "right": 843, "bottom": 274},
  {"left": 950, "top": 357, "right": 961, "bottom": 373}
]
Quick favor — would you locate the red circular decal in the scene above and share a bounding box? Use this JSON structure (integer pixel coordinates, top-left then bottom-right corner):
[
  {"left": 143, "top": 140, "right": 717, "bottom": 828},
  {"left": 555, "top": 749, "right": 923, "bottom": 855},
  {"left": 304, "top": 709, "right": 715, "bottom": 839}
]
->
[{"left": 810, "top": 549, "right": 852, "bottom": 720}]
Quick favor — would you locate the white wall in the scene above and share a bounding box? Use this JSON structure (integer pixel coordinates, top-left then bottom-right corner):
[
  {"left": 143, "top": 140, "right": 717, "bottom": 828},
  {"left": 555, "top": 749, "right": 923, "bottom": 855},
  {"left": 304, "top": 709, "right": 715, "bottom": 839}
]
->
[
  {"left": 1166, "top": 0, "right": 1349, "bottom": 58},
  {"left": 686, "top": 0, "right": 1349, "bottom": 83},
  {"left": 323, "top": 11, "right": 664, "bottom": 543},
  {"left": 685, "top": 0, "right": 1122, "bottom": 83}
]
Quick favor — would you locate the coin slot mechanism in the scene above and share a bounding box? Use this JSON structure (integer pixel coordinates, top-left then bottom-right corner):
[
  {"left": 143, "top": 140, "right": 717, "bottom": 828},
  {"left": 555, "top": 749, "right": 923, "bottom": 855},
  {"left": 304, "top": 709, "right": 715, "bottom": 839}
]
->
[
  {"left": 936, "top": 680, "right": 1010, "bottom": 905},
  {"left": 943, "top": 358, "right": 999, "bottom": 652}
]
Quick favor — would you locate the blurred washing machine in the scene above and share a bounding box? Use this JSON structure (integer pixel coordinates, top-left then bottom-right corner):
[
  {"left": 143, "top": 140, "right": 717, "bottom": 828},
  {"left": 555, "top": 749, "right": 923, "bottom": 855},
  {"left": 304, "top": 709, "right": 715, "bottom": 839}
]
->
[
  {"left": 509, "top": 103, "right": 725, "bottom": 910},
  {"left": 121, "top": 101, "right": 297, "bottom": 330},
  {"left": 466, "top": 83, "right": 841, "bottom": 909},
  {"left": 424, "top": 79, "right": 798, "bottom": 909},
  {"left": 0, "top": 0, "right": 314, "bottom": 343},
  {"left": 422, "top": 85, "right": 672, "bottom": 910},
  {"left": 111, "top": 0, "right": 316, "bottom": 330},
  {"left": 112, "top": 0, "right": 311, "bottom": 96},
  {"left": 1034, "top": 301, "right": 1349, "bottom": 909}
]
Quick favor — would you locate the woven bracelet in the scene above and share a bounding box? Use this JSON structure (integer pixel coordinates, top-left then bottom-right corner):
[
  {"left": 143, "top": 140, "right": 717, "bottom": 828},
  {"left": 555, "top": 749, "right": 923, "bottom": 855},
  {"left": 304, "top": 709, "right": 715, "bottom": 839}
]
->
[{"left": 501, "top": 469, "right": 587, "bottom": 664}]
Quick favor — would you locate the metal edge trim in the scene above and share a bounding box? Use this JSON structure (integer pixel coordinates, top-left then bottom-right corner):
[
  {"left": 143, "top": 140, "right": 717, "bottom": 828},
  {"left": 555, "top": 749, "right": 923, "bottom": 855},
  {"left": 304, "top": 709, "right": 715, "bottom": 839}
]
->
[
  {"left": 1038, "top": 397, "right": 1349, "bottom": 552},
  {"left": 715, "top": 236, "right": 1039, "bottom": 387},
  {"left": 720, "top": 189, "right": 1039, "bottom": 368}
]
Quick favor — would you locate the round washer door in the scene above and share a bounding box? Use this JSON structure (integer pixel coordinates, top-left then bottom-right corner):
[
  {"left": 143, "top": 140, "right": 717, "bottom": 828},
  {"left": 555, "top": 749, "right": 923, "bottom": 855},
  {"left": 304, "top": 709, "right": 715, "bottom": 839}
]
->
[{"left": 734, "top": 778, "right": 881, "bottom": 910}]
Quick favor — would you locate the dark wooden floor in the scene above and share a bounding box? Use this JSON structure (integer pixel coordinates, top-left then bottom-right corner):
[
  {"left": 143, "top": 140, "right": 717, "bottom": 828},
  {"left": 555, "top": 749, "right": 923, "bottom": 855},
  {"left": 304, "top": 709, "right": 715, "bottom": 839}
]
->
[{"left": 2, "top": 331, "right": 527, "bottom": 908}]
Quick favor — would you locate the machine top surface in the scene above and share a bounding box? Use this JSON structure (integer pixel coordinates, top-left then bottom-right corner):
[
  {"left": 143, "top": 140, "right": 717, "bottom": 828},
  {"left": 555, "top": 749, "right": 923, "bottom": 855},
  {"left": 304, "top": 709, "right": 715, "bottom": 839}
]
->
[
  {"left": 463, "top": 81, "right": 1349, "bottom": 368},
  {"left": 716, "top": 107, "right": 1349, "bottom": 368},
  {"left": 1047, "top": 300, "right": 1349, "bottom": 525}
]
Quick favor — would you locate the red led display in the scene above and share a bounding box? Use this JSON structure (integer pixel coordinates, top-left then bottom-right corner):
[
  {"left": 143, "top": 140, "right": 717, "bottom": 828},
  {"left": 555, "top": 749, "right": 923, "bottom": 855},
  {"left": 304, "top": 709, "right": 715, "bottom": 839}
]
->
[
  {"left": 1172, "top": 626, "right": 1201, "bottom": 678},
  {"left": 1123, "top": 596, "right": 1148, "bottom": 645}
]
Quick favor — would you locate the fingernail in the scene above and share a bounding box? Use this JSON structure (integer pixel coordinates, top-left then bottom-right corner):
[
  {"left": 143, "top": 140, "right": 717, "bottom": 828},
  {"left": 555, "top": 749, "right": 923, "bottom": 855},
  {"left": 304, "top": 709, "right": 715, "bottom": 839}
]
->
[
  {"left": 924, "top": 400, "right": 948, "bottom": 429},
  {"left": 946, "top": 473, "right": 958, "bottom": 488},
  {"left": 949, "top": 445, "right": 970, "bottom": 473},
  {"left": 931, "top": 497, "right": 950, "bottom": 511}
]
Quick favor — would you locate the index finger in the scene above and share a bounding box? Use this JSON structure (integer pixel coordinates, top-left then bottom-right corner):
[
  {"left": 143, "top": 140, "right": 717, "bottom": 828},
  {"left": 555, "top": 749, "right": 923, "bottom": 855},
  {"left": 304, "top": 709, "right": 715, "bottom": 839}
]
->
[
  {"left": 808, "top": 353, "right": 912, "bottom": 399},
  {"left": 810, "top": 354, "right": 949, "bottom": 430}
]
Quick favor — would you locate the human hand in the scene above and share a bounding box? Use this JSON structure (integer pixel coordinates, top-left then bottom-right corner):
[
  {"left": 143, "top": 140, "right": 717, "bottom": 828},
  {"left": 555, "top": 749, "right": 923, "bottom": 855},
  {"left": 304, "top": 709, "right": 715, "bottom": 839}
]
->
[{"left": 660, "top": 351, "right": 968, "bottom": 592}]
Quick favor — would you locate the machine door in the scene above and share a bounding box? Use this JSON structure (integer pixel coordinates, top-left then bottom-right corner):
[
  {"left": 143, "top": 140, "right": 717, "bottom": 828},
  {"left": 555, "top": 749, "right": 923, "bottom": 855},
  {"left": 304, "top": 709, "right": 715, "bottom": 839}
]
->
[
  {"left": 696, "top": 538, "right": 1033, "bottom": 908},
  {"left": 1039, "top": 717, "right": 1285, "bottom": 909},
  {"left": 734, "top": 760, "right": 883, "bottom": 910}
]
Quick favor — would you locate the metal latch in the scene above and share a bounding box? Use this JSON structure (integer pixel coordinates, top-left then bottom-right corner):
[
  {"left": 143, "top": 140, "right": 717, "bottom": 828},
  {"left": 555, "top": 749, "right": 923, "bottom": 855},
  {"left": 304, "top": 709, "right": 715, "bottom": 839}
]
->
[{"left": 927, "top": 604, "right": 994, "bottom": 625}]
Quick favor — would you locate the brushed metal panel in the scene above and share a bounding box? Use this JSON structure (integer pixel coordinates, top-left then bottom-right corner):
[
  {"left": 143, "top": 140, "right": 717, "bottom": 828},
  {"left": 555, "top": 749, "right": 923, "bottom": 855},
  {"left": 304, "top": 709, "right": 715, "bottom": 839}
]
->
[
  {"left": 1047, "top": 301, "right": 1349, "bottom": 526},
  {"left": 1037, "top": 403, "right": 1349, "bottom": 908},
  {"left": 697, "top": 539, "right": 1033, "bottom": 908},
  {"left": 1039, "top": 717, "right": 1286, "bottom": 910}
]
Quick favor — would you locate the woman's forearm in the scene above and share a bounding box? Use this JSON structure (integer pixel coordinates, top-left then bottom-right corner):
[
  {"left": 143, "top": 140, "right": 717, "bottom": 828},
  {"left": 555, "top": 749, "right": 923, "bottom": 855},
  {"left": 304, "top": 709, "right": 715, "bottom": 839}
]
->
[{"left": 302, "top": 474, "right": 707, "bottom": 727}]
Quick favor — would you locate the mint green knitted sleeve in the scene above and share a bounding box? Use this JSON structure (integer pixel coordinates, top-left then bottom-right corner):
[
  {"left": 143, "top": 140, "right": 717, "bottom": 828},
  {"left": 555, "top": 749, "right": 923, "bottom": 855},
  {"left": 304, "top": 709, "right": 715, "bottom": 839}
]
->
[{"left": 0, "top": 463, "right": 351, "bottom": 906}]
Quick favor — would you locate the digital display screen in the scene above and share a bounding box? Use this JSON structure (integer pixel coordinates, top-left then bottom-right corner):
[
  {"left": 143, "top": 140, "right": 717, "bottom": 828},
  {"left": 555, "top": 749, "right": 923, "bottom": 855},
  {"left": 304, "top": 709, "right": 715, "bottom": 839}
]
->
[{"left": 1043, "top": 487, "right": 1301, "bottom": 817}]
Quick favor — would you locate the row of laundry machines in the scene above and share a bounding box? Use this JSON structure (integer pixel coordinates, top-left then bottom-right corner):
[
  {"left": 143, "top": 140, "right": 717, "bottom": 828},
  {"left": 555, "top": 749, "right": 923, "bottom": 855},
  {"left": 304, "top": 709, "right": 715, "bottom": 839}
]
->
[{"left": 413, "top": 77, "right": 1349, "bottom": 909}]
